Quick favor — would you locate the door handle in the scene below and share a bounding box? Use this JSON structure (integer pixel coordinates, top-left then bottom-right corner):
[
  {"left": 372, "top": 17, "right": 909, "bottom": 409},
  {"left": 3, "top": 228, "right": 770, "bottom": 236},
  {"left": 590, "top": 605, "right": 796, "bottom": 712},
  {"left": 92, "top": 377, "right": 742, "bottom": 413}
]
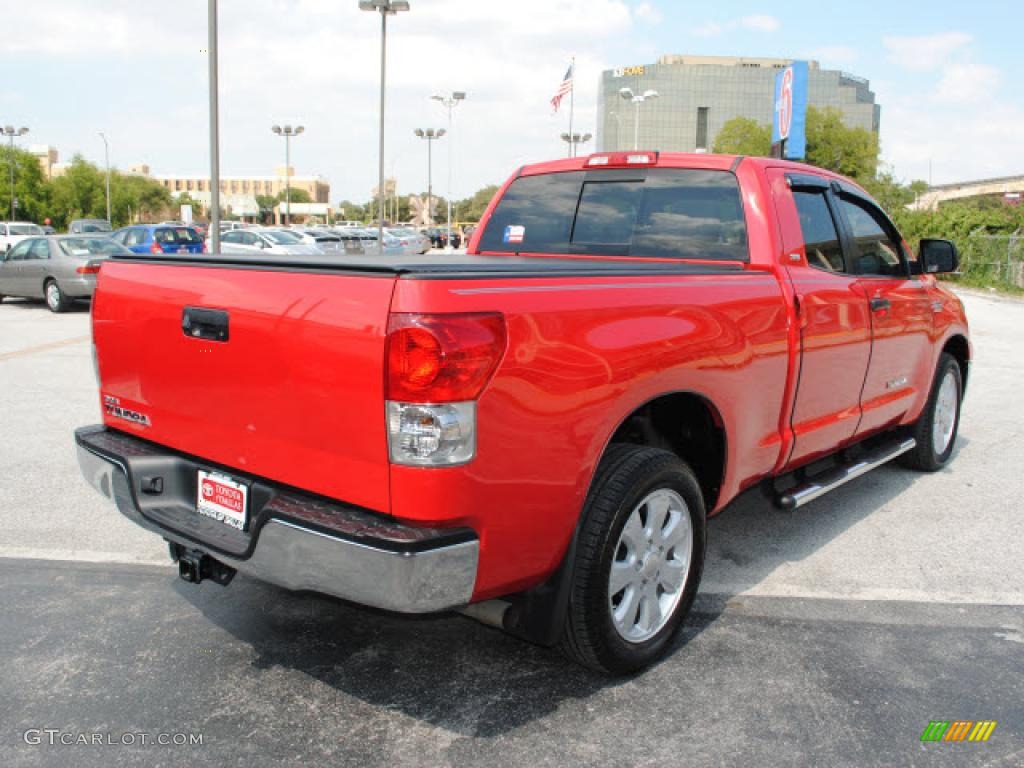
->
[
  {"left": 182, "top": 306, "right": 229, "bottom": 342},
  {"left": 870, "top": 297, "right": 890, "bottom": 312}
]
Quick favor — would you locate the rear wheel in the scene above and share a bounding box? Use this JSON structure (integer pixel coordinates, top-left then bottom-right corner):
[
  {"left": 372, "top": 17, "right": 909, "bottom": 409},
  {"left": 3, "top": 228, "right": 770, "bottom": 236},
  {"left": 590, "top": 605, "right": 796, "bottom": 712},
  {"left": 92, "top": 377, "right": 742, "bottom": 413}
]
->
[
  {"left": 560, "top": 445, "right": 706, "bottom": 674},
  {"left": 45, "top": 280, "right": 70, "bottom": 313},
  {"left": 900, "top": 353, "right": 962, "bottom": 471}
]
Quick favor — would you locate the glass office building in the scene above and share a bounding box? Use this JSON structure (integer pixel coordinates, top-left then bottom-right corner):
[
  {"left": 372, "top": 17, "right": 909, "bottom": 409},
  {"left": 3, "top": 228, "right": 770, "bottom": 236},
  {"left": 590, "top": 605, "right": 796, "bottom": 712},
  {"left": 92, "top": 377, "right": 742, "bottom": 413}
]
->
[{"left": 598, "top": 55, "right": 880, "bottom": 153}]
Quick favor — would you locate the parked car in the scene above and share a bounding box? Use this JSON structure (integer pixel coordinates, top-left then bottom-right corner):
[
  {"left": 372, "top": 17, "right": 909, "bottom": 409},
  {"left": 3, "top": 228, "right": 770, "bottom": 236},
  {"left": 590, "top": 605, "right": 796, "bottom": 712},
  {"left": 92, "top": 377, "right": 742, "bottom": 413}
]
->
[
  {"left": 41, "top": 225, "right": 56, "bottom": 236},
  {"left": 0, "top": 221, "right": 44, "bottom": 252},
  {"left": 293, "top": 228, "right": 345, "bottom": 254},
  {"left": 68, "top": 219, "right": 113, "bottom": 235},
  {"left": 0, "top": 235, "right": 130, "bottom": 312},
  {"left": 75, "top": 152, "right": 970, "bottom": 674},
  {"left": 386, "top": 227, "right": 429, "bottom": 255},
  {"left": 219, "top": 228, "right": 323, "bottom": 256},
  {"left": 110, "top": 225, "right": 205, "bottom": 255}
]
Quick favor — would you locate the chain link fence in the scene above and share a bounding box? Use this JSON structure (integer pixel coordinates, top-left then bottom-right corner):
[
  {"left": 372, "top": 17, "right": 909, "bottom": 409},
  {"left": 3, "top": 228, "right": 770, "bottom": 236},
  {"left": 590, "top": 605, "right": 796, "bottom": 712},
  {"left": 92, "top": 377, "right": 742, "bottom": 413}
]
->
[{"left": 956, "top": 229, "right": 1024, "bottom": 289}]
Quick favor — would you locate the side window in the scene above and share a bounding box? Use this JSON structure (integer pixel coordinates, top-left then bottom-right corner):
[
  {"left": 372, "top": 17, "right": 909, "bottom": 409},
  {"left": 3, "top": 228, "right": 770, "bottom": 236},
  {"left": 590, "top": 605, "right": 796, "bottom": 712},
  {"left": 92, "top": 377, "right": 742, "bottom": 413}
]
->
[
  {"left": 7, "top": 240, "right": 33, "bottom": 261},
  {"left": 793, "top": 190, "right": 845, "bottom": 273},
  {"left": 221, "top": 230, "right": 239, "bottom": 243},
  {"left": 837, "top": 196, "right": 906, "bottom": 277},
  {"left": 29, "top": 239, "right": 50, "bottom": 259}
]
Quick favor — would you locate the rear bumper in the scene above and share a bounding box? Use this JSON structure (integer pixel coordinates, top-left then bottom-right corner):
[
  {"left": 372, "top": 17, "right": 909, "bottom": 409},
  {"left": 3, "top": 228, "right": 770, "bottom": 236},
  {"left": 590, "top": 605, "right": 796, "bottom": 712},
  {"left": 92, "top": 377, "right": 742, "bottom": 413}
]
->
[{"left": 75, "top": 425, "right": 478, "bottom": 613}]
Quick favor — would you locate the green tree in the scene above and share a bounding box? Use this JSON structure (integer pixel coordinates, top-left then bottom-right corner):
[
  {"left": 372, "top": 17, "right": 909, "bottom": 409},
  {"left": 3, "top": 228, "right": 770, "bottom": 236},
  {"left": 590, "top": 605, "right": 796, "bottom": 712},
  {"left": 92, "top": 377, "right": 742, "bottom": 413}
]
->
[
  {"left": 454, "top": 185, "right": 499, "bottom": 222},
  {"left": 712, "top": 117, "right": 772, "bottom": 156},
  {"left": 255, "top": 194, "right": 277, "bottom": 223},
  {"left": 276, "top": 187, "right": 311, "bottom": 204},
  {"left": 0, "top": 146, "right": 50, "bottom": 223},
  {"left": 48, "top": 156, "right": 108, "bottom": 227},
  {"left": 804, "top": 107, "right": 879, "bottom": 182},
  {"left": 336, "top": 200, "right": 366, "bottom": 222}
]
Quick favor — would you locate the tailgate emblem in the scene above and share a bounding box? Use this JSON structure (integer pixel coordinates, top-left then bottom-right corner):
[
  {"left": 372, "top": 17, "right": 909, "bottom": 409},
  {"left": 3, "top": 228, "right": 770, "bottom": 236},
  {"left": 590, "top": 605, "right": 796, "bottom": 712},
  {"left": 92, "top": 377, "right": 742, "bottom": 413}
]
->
[{"left": 103, "top": 394, "right": 152, "bottom": 427}]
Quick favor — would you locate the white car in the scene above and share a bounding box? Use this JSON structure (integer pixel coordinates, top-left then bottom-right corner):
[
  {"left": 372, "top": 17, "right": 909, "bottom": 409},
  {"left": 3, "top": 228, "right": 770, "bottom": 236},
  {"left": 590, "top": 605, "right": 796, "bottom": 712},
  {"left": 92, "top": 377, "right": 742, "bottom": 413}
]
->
[
  {"left": 219, "top": 228, "right": 323, "bottom": 256},
  {"left": 0, "top": 222, "right": 44, "bottom": 253}
]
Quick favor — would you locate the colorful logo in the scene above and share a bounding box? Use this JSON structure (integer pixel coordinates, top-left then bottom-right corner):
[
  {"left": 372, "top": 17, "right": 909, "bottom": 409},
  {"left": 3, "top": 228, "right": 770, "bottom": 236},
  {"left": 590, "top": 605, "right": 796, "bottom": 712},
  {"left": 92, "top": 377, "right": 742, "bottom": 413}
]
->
[{"left": 920, "top": 721, "right": 997, "bottom": 742}]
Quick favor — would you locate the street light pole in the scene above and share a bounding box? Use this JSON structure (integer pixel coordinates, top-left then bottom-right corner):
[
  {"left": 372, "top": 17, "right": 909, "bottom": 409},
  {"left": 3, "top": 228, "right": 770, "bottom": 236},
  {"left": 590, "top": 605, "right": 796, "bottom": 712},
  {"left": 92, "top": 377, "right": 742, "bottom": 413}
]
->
[
  {"left": 618, "top": 88, "right": 659, "bottom": 151},
  {"left": 414, "top": 128, "right": 445, "bottom": 227},
  {"left": 99, "top": 132, "right": 111, "bottom": 223},
  {"left": 3, "top": 125, "right": 29, "bottom": 221},
  {"left": 208, "top": 0, "right": 221, "bottom": 252},
  {"left": 271, "top": 124, "right": 305, "bottom": 225},
  {"left": 430, "top": 91, "right": 465, "bottom": 248},
  {"left": 360, "top": 0, "right": 410, "bottom": 245},
  {"left": 560, "top": 132, "right": 593, "bottom": 158}
]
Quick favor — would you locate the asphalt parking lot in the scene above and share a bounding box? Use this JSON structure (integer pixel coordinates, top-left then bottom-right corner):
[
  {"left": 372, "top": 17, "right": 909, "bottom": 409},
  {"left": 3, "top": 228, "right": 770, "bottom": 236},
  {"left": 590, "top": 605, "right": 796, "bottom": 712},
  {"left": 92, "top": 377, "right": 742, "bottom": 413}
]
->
[{"left": 1, "top": 289, "right": 1022, "bottom": 767}]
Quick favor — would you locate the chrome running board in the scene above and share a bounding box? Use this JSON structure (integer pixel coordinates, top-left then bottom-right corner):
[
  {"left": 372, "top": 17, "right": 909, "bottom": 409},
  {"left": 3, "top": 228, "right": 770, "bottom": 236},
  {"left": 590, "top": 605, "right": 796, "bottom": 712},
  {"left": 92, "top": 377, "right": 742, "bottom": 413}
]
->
[{"left": 775, "top": 437, "right": 917, "bottom": 511}]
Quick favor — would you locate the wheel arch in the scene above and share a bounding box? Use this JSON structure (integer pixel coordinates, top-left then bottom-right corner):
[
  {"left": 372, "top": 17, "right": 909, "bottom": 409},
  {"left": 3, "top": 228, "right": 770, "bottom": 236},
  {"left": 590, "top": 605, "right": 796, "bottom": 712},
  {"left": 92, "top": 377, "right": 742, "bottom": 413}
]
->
[
  {"left": 603, "top": 390, "right": 728, "bottom": 512},
  {"left": 942, "top": 333, "right": 970, "bottom": 393}
]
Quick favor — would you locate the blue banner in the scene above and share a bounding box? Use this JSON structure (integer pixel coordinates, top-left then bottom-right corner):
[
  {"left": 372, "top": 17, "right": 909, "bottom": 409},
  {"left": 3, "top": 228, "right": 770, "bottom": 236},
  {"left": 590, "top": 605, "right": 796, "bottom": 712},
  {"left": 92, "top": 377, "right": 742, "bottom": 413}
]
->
[{"left": 772, "top": 61, "right": 808, "bottom": 160}]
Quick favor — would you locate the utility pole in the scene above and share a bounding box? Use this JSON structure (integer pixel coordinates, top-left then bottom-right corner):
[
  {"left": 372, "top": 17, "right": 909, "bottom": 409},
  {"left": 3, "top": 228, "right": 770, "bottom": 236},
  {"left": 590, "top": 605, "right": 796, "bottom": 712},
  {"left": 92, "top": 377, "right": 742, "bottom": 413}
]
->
[{"left": 430, "top": 91, "right": 465, "bottom": 247}]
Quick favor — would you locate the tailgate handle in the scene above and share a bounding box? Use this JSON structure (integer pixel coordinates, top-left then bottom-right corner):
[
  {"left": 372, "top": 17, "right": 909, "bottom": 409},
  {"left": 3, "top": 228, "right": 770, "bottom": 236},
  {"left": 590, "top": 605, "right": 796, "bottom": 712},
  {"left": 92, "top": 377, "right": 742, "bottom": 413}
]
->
[{"left": 182, "top": 306, "right": 229, "bottom": 342}]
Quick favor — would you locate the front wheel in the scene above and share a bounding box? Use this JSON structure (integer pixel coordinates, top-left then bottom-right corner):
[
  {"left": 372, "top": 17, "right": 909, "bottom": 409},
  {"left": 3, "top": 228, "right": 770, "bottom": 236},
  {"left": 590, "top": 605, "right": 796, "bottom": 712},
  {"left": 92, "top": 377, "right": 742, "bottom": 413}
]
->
[
  {"left": 560, "top": 445, "right": 706, "bottom": 674},
  {"left": 900, "top": 353, "right": 962, "bottom": 471}
]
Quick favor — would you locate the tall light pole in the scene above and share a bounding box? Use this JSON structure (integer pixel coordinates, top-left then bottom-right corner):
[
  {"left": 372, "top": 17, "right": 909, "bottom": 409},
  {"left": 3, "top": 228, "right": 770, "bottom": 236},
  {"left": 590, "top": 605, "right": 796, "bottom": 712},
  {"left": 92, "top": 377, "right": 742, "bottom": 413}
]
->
[
  {"left": 271, "top": 124, "right": 304, "bottom": 225},
  {"left": 98, "top": 132, "right": 111, "bottom": 223},
  {"left": 3, "top": 125, "right": 29, "bottom": 221},
  {"left": 208, "top": 0, "right": 221, "bottom": 252},
  {"left": 618, "top": 88, "right": 658, "bottom": 151},
  {"left": 413, "top": 128, "right": 445, "bottom": 227},
  {"left": 560, "top": 132, "right": 593, "bottom": 158},
  {"left": 430, "top": 90, "right": 464, "bottom": 248},
  {"left": 360, "top": 0, "right": 410, "bottom": 244}
]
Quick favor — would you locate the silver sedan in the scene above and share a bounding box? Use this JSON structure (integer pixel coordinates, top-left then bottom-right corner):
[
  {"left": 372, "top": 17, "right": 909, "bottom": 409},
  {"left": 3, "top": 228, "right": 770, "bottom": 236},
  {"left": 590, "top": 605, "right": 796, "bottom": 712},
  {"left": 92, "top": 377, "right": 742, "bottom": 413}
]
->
[{"left": 0, "top": 235, "right": 131, "bottom": 312}]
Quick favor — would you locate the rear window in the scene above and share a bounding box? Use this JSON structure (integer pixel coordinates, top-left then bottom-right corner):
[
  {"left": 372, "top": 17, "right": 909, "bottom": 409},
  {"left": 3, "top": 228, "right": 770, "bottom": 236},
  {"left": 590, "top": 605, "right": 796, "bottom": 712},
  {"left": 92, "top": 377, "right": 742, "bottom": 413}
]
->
[
  {"left": 58, "top": 238, "right": 131, "bottom": 257},
  {"left": 10, "top": 224, "right": 42, "bottom": 236},
  {"left": 477, "top": 168, "right": 748, "bottom": 261},
  {"left": 155, "top": 227, "right": 201, "bottom": 244}
]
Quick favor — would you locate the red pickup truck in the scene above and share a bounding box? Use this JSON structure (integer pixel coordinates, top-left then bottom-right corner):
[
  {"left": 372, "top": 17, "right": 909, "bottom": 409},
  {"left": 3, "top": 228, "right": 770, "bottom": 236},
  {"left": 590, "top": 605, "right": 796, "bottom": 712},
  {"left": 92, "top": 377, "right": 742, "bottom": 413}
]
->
[{"left": 76, "top": 152, "right": 970, "bottom": 674}]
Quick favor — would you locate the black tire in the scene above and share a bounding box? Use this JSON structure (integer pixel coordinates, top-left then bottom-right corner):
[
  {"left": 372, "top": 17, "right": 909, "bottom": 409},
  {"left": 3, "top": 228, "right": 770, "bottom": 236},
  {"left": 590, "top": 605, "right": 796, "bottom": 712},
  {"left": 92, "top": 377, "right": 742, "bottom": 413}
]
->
[
  {"left": 44, "top": 279, "right": 70, "bottom": 313},
  {"left": 899, "top": 353, "right": 962, "bottom": 472},
  {"left": 560, "top": 444, "right": 706, "bottom": 675}
]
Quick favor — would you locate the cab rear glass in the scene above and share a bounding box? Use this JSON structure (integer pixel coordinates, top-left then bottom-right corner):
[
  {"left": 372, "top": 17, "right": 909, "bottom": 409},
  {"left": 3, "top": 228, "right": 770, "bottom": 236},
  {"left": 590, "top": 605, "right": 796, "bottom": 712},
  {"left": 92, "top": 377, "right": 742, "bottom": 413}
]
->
[{"left": 478, "top": 168, "right": 748, "bottom": 261}]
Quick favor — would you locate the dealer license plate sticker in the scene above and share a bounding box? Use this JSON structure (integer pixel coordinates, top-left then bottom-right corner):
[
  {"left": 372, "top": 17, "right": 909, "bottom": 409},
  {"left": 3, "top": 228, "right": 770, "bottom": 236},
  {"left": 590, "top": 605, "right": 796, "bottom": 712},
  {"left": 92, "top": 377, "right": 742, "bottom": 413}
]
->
[{"left": 196, "top": 470, "right": 248, "bottom": 530}]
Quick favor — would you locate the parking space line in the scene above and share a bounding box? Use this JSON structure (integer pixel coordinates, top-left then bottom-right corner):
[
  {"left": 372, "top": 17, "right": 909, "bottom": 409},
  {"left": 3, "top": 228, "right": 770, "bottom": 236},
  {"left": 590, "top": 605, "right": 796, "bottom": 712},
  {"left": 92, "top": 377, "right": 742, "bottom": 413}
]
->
[{"left": 0, "top": 335, "right": 90, "bottom": 362}]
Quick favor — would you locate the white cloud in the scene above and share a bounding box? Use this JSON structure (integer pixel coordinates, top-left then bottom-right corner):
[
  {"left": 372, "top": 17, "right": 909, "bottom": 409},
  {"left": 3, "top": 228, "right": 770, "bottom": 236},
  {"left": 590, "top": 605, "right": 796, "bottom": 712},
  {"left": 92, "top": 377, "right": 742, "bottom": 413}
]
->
[
  {"left": 0, "top": 0, "right": 632, "bottom": 202},
  {"left": 692, "top": 21, "right": 724, "bottom": 38},
  {"left": 633, "top": 2, "right": 663, "bottom": 24},
  {"left": 934, "top": 62, "right": 1001, "bottom": 104},
  {"left": 883, "top": 32, "right": 972, "bottom": 73},
  {"left": 878, "top": 35, "right": 1019, "bottom": 185},
  {"left": 740, "top": 15, "right": 780, "bottom": 33}
]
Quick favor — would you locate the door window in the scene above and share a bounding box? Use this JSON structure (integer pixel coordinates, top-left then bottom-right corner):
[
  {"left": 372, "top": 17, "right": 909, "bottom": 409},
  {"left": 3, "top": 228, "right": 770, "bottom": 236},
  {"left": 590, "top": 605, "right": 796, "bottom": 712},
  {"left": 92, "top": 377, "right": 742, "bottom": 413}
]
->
[
  {"left": 6, "top": 240, "right": 33, "bottom": 261},
  {"left": 29, "top": 239, "right": 50, "bottom": 259},
  {"left": 837, "top": 196, "right": 906, "bottom": 277},
  {"left": 792, "top": 190, "right": 845, "bottom": 273}
]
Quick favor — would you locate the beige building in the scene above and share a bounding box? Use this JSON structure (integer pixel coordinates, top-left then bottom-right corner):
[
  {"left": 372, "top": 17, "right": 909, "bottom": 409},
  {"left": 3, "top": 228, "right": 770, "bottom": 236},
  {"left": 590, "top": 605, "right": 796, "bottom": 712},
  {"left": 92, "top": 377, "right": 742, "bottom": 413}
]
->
[
  {"left": 29, "top": 145, "right": 64, "bottom": 179},
  {"left": 148, "top": 166, "right": 330, "bottom": 204}
]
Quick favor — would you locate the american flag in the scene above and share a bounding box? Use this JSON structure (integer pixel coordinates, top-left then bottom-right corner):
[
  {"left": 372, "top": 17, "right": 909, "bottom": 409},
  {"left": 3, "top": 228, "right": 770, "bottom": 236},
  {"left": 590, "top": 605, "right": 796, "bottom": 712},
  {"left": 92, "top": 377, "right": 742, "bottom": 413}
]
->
[{"left": 550, "top": 63, "right": 574, "bottom": 112}]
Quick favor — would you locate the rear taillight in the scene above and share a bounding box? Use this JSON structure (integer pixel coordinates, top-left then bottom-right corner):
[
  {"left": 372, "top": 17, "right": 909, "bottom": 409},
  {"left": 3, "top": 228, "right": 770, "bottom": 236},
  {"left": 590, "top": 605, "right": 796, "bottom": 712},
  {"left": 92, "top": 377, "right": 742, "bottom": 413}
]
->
[
  {"left": 150, "top": 241, "right": 164, "bottom": 254},
  {"left": 386, "top": 313, "right": 506, "bottom": 402},
  {"left": 75, "top": 263, "right": 101, "bottom": 275},
  {"left": 385, "top": 313, "right": 506, "bottom": 466}
]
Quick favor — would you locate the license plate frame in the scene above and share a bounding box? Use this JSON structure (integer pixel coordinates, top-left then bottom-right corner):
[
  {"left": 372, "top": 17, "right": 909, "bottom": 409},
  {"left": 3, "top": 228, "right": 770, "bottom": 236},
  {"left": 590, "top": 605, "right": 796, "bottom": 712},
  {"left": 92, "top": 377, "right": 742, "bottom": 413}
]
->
[{"left": 196, "top": 470, "right": 249, "bottom": 531}]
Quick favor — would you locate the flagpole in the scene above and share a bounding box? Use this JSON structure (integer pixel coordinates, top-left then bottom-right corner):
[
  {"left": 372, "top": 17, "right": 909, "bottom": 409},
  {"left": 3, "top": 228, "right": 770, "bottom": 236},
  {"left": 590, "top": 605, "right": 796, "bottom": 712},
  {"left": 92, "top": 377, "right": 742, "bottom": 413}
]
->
[{"left": 568, "top": 56, "right": 575, "bottom": 157}]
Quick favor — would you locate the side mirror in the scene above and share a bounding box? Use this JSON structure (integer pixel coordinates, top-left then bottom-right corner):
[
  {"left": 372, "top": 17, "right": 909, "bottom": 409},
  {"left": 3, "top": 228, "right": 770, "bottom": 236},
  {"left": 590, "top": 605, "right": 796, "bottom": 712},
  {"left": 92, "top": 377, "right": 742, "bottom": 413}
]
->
[{"left": 918, "top": 239, "right": 959, "bottom": 274}]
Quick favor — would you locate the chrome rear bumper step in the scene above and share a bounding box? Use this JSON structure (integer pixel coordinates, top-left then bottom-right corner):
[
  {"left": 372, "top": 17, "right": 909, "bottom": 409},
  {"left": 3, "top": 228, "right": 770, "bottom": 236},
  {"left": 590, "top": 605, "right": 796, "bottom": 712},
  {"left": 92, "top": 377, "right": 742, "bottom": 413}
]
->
[{"left": 775, "top": 437, "right": 916, "bottom": 511}]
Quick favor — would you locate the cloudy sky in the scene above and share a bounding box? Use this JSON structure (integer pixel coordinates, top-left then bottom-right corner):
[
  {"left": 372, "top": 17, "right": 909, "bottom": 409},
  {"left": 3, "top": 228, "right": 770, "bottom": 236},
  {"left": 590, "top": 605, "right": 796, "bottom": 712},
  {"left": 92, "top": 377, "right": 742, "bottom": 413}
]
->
[{"left": 2, "top": 0, "right": 1019, "bottom": 203}]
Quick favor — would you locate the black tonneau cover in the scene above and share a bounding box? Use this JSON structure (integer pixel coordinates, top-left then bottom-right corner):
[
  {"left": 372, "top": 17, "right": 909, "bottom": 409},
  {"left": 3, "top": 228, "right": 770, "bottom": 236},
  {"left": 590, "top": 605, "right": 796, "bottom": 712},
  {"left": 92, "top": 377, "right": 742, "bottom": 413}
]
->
[{"left": 109, "top": 251, "right": 748, "bottom": 279}]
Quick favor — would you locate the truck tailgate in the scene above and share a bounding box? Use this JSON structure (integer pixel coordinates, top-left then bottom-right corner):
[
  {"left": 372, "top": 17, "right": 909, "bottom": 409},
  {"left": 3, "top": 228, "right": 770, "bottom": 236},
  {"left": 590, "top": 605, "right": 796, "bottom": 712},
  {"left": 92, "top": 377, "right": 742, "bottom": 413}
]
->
[{"left": 93, "top": 260, "right": 395, "bottom": 513}]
